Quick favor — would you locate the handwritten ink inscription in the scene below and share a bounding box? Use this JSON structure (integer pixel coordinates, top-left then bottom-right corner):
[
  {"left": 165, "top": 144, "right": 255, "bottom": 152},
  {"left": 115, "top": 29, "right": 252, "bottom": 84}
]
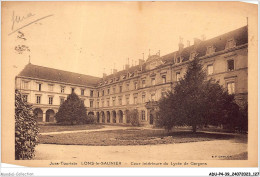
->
[
  {"left": 12, "top": 11, "right": 35, "bottom": 31},
  {"left": 9, "top": 11, "right": 53, "bottom": 36}
]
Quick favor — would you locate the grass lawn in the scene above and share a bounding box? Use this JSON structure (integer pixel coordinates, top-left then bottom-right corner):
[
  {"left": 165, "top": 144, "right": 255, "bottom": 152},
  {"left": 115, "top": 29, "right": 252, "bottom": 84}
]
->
[
  {"left": 38, "top": 124, "right": 104, "bottom": 133},
  {"left": 39, "top": 128, "right": 247, "bottom": 146}
]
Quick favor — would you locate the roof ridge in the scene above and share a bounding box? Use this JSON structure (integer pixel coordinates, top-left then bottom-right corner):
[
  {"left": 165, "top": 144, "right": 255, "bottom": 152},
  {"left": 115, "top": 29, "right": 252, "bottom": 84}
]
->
[{"left": 21, "top": 63, "right": 101, "bottom": 79}]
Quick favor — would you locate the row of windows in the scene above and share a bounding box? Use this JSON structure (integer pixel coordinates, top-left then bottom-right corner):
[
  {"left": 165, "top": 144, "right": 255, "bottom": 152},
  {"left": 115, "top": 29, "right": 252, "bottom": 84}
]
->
[
  {"left": 97, "top": 75, "right": 167, "bottom": 97},
  {"left": 96, "top": 92, "right": 162, "bottom": 108},
  {"left": 175, "top": 59, "right": 235, "bottom": 81},
  {"left": 21, "top": 82, "right": 94, "bottom": 97},
  {"left": 97, "top": 59, "right": 234, "bottom": 96},
  {"left": 21, "top": 60, "right": 235, "bottom": 100},
  {"left": 22, "top": 80, "right": 234, "bottom": 107},
  {"left": 22, "top": 95, "right": 94, "bottom": 107}
]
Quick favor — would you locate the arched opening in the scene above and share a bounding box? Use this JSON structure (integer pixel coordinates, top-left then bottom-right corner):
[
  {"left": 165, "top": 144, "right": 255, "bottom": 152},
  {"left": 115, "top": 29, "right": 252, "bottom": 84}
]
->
[
  {"left": 125, "top": 110, "right": 130, "bottom": 124},
  {"left": 33, "top": 108, "right": 43, "bottom": 122},
  {"left": 106, "top": 111, "right": 111, "bottom": 123},
  {"left": 101, "top": 111, "right": 105, "bottom": 123},
  {"left": 46, "top": 109, "right": 55, "bottom": 122},
  {"left": 118, "top": 110, "right": 123, "bottom": 123},
  {"left": 112, "top": 111, "right": 116, "bottom": 123},
  {"left": 97, "top": 112, "right": 100, "bottom": 123},
  {"left": 88, "top": 112, "right": 94, "bottom": 116}
]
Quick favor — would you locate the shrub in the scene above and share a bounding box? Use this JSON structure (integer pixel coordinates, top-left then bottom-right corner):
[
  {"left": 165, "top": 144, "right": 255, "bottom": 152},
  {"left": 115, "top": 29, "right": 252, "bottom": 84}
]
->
[
  {"left": 55, "top": 92, "right": 87, "bottom": 125},
  {"left": 15, "top": 90, "right": 39, "bottom": 160},
  {"left": 85, "top": 114, "right": 97, "bottom": 124},
  {"left": 127, "top": 109, "right": 140, "bottom": 126}
]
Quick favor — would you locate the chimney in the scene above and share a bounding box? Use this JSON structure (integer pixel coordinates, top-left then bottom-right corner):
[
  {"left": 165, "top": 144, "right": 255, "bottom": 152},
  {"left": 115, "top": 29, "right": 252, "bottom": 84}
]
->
[
  {"left": 125, "top": 64, "right": 130, "bottom": 70},
  {"left": 179, "top": 36, "right": 184, "bottom": 51},
  {"left": 194, "top": 38, "right": 201, "bottom": 46},
  {"left": 113, "top": 69, "right": 117, "bottom": 74},
  {"left": 139, "top": 59, "right": 145, "bottom": 65},
  {"left": 187, "top": 40, "right": 190, "bottom": 47},
  {"left": 103, "top": 68, "right": 107, "bottom": 78},
  {"left": 201, "top": 34, "right": 206, "bottom": 41}
]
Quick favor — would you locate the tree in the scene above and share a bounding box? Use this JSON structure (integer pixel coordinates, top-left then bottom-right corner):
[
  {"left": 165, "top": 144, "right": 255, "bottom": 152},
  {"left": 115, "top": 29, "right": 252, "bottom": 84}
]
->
[
  {"left": 126, "top": 109, "right": 140, "bottom": 126},
  {"left": 55, "top": 92, "right": 87, "bottom": 125},
  {"left": 15, "top": 89, "right": 39, "bottom": 160},
  {"left": 158, "top": 57, "right": 238, "bottom": 132}
]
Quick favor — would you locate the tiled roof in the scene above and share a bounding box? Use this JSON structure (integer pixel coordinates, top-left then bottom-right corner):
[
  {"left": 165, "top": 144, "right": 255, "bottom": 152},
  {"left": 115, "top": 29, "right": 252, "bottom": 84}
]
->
[
  {"left": 18, "top": 63, "right": 102, "bottom": 87},
  {"left": 161, "top": 25, "right": 248, "bottom": 63},
  {"left": 17, "top": 26, "right": 248, "bottom": 87}
]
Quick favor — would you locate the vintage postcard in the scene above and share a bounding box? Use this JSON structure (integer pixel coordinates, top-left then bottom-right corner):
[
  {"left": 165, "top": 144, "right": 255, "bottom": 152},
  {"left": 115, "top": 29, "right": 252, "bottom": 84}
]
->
[{"left": 1, "top": 1, "right": 258, "bottom": 170}]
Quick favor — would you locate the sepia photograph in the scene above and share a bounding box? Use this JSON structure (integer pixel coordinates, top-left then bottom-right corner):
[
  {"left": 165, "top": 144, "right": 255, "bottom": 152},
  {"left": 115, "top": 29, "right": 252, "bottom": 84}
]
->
[{"left": 1, "top": 1, "right": 258, "bottom": 173}]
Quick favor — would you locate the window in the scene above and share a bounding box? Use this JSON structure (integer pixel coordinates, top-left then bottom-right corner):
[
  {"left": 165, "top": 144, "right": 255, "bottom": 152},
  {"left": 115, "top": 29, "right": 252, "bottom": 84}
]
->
[
  {"left": 22, "top": 95, "right": 28, "bottom": 102},
  {"left": 90, "top": 90, "right": 94, "bottom": 97},
  {"left": 113, "top": 87, "right": 116, "bottom": 93},
  {"left": 90, "top": 100, "right": 93, "bottom": 108},
  {"left": 176, "top": 72, "right": 181, "bottom": 81},
  {"left": 126, "top": 97, "right": 129, "bottom": 105},
  {"left": 102, "top": 90, "right": 105, "bottom": 96},
  {"left": 141, "top": 110, "right": 145, "bottom": 121},
  {"left": 151, "top": 93, "right": 155, "bottom": 101},
  {"left": 38, "top": 83, "right": 42, "bottom": 91},
  {"left": 151, "top": 78, "right": 155, "bottom": 86},
  {"left": 107, "top": 100, "right": 110, "bottom": 107},
  {"left": 162, "top": 75, "right": 166, "bottom": 84},
  {"left": 97, "top": 91, "right": 99, "bottom": 97},
  {"left": 107, "top": 88, "right": 110, "bottom": 94},
  {"left": 71, "top": 88, "right": 75, "bottom": 93},
  {"left": 142, "top": 95, "right": 146, "bottom": 103},
  {"left": 60, "top": 97, "right": 65, "bottom": 105},
  {"left": 206, "top": 46, "right": 215, "bottom": 55},
  {"left": 81, "top": 99, "right": 85, "bottom": 105},
  {"left": 142, "top": 80, "right": 146, "bottom": 88},
  {"left": 227, "top": 60, "right": 234, "bottom": 71},
  {"left": 126, "top": 83, "right": 129, "bottom": 91},
  {"left": 49, "top": 97, "right": 53, "bottom": 105},
  {"left": 226, "top": 39, "right": 236, "bottom": 49},
  {"left": 97, "top": 102, "right": 99, "bottom": 108},
  {"left": 112, "top": 98, "right": 116, "bottom": 106},
  {"left": 134, "top": 97, "right": 138, "bottom": 104},
  {"left": 134, "top": 82, "right": 138, "bottom": 89},
  {"left": 207, "top": 65, "right": 213, "bottom": 75},
  {"left": 81, "top": 89, "right": 85, "bottom": 96},
  {"left": 190, "top": 52, "right": 196, "bottom": 60},
  {"left": 161, "top": 91, "right": 166, "bottom": 97},
  {"left": 36, "top": 96, "right": 41, "bottom": 104},
  {"left": 48, "top": 84, "right": 54, "bottom": 91},
  {"left": 227, "top": 82, "right": 235, "bottom": 94},
  {"left": 22, "top": 81, "right": 29, "bottom": 89},
  {"left": 119, "top": 86, "right": 123, "bottom": 93},
  {"left": 61, "top": 86, "right": 65, "bottom": 93},
  {"left": 102, "top": 101, "right": 104, "bottom": 107},
  {"left": 118, "top": 97, "right": 122, "bottom": 105}
]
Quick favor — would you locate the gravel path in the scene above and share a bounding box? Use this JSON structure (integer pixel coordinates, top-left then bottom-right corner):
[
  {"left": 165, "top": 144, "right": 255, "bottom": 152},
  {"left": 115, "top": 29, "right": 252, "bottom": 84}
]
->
[
  {"left": 40, "top": 125, "right": 136, "bottom": 135},
  {"left": 34, "top": 139, "right": 247, "bottom": 160}
]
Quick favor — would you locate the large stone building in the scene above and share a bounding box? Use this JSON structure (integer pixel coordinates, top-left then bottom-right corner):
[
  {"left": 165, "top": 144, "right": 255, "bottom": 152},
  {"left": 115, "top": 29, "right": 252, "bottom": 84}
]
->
[{"left": 15, "top": 25, "right": 248, "bottom": 125}]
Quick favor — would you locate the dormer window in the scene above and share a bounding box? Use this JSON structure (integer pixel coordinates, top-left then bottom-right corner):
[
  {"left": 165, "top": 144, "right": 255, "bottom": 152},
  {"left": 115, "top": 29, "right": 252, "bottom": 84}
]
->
[
  {"left": 190, "top": 52, "right": 197, "bottom": 60},
  {"left": 225, "top": 38, "right": 236, "bottom": 49},
  {"left": 177, "top": 57, "right": 181, "bottom": 63},
  {"left": 206, "top": 46, "right": 216, "bottom": 55}
]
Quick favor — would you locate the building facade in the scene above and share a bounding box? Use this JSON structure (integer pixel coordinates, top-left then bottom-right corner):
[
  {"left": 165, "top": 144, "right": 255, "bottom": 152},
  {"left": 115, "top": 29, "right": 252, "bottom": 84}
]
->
[{"left": 15, "top": 26, "right": 248, "bottom": 125}]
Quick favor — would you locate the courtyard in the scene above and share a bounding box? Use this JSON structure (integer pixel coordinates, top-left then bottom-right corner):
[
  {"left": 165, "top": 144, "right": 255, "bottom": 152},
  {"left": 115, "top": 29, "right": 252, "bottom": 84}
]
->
[{"left": 35, "top": 124, "right": 248, "bottom": 160}]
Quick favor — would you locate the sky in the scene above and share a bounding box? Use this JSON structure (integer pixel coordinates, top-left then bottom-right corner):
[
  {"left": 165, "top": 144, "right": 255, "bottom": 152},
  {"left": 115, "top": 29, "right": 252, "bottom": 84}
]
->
[{"left": 2, "top": 1, "right": 256, "bottom": 78}]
